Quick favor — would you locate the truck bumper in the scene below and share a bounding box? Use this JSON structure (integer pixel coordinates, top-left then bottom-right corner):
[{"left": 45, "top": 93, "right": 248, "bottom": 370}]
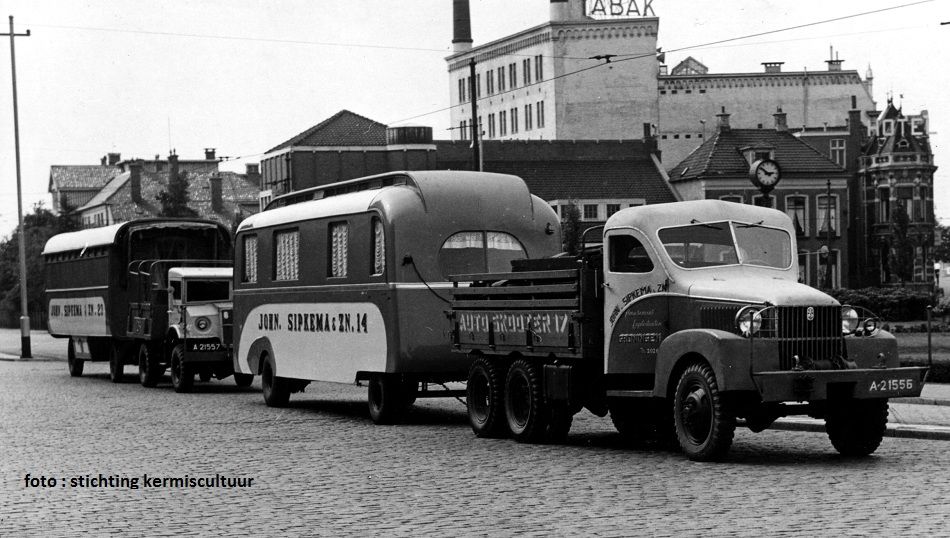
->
[
  {"left": 753, "top": 366, "right": 927, "bottom": 402},
  {"left": 183, "top": 349, "right": 232, "bottom": 365}
]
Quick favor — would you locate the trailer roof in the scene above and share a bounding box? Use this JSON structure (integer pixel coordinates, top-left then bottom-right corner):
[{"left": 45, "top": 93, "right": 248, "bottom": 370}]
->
[
  {"left": 239, "top": 171, "right": 534, "bottom": 232},
  {"left": 42, "top": 219, "right": 225, "bottom": 255},
  {"left": 606, "top": 199, "right": 793, "bottom": 234}
]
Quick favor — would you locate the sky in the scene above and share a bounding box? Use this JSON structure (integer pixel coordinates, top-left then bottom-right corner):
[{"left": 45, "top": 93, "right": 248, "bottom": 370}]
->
[{"left": 0, "top": 0, "right": 947, "bottom": 237}]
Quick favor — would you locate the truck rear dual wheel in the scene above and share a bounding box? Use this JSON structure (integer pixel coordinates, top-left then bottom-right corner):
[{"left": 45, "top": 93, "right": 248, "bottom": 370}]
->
[
  {"left": 367, "top": 377, "right": 415, "bottom": 424},
  {"left": 138, "top": 343, "right": 163, "bottom": 388},
  {"left": 467, "top": 358, "right": 507, "bottom": 438},
  {"left": 170, "top": 344, "right": 194, "bottom": 394},
  {"left": 673, "top": 363, "right": 735, "bottom": 461},
  {"left": 505, "top": 359, "right": 549, "bottom": 443},
  {"left": 825, "top": 399, "right": 888, "bottom": 457},
  {"left": 67, "top": 339, "right": 84, "bottom": 377},
  {"left": 261, "top": 354, "right": 290, "bottom": 407}
]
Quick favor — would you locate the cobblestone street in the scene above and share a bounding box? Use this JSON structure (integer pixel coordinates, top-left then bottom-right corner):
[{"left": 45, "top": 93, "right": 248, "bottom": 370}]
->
[{"left": 2, "top": 358, "right": 950, "bottom": 536}]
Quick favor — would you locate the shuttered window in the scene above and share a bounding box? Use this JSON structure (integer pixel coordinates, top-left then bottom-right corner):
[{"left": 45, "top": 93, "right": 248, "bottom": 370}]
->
[
  {"left": 242, "top": 235, "right": 258, "bottom": 283},
  {"left": 372, "top": 218, "right": 385, "bottom": 276},
  {"left": 274, "top": 229, "right": 299, "bottom": 281}
]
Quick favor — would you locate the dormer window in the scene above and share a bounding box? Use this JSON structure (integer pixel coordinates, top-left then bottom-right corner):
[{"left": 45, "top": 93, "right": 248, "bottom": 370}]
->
[
  {"left": 740, "top": 146, "right": 775, "bottom": 165},
  {"left": 897, "top": 140, "right": 910, "bottom": 149}
]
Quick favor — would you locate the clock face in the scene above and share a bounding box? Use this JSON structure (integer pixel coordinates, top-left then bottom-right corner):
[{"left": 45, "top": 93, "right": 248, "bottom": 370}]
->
[{"left": 755, "top": 160, "right": 780, "bottom": 186}]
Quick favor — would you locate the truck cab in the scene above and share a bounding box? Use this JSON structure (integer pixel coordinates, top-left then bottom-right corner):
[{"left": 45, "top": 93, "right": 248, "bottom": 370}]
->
[
  {"left": 163, "top": 267, "right": 251, "bottom": 392},
  {"left": 449, "top": 200, "right": 927, "bottom": 460}
]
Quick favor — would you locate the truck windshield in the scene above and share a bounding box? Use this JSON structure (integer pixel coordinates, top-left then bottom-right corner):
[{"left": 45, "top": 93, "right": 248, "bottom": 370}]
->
[
  {"left": 186, "top": 280, "right": 230, "bottom": 302},
  {"left": 658, "top": 221, "right": 791, "bottom": 269}
]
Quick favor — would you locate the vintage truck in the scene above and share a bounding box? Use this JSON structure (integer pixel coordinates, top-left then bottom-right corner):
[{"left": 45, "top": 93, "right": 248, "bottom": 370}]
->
[
  {"left": 43, "top": 218, "right": 246, "bottom": 393},
  {"left": 447, "top": 200, "right": 928, "bottom": 461}
]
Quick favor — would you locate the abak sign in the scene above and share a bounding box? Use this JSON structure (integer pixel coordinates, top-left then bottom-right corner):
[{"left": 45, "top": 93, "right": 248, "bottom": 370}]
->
[{"left": 587, "top": 0, "right": 657, "bottom": 18}]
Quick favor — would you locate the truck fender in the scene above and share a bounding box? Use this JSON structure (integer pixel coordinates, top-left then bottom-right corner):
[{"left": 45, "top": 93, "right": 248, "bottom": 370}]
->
[
  {"left": 655, "top": 329, "right": 755, "bottom": 397},
  {"left": 242, "top": 336, "right": 274, "bottom": 376},
  {"left": 166, "top": 327, "right": 184, "bottom": 344}
]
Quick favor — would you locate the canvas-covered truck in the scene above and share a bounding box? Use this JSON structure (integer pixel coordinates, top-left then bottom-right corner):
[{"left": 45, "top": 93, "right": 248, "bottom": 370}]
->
[
  {"left": 448, "top": 200, "right": 928, "bottom": 461},
  {"left": 43, "top": 219, "right": 239, "bottom": 392}
]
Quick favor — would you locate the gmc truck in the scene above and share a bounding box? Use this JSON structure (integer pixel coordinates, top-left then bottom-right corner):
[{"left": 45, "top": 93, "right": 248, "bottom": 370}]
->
[{"left": 447, "top": 200, "right": 927, "bottom": 461}]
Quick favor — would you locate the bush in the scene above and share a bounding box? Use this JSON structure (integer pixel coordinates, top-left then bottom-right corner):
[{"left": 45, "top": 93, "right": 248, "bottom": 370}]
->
[
  {"left": 824, "top": 287, "right": 934, "bottom": 322},
  {"left": 901, "top": 357, "right": 950, "bottom": 384}
]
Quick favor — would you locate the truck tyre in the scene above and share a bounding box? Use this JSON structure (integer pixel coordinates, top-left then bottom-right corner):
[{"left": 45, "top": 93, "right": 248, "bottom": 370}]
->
[
  {"left": 108, "top": 343, "right": 125, "bottom": 383},
  {"left": 138, "top": 343, "right": 162, "bottom": 388},
  {"left": 467, "top": 358, "right": 507, "bottom": 438},
  {"left": 504, "top": 359, "right": 548, "bottom": 443},
  {"left": 367, "top": 376, "right": 409, "bottom": 425},
  {"left": 673, "top": 363, "right": 735, "bottom": 461},
  {"left": 170, "top": 344, "right": 194, "bottom": 393},
  {"left": 825, "top": 399, "right": 888, "bottom": 457},
  {"left": 261, "top": 354, "right": 290, "bottom": 407},
  {"left": 67, "top": 339, "right": 84, "bottom": 377},
  {"left": 233, "top": 373, "right": 254, "bottom": 388}
]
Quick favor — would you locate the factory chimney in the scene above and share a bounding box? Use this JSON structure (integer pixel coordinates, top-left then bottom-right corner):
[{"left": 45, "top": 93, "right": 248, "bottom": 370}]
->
[{"left": 452, "top": 0, "right": 472, "bottom": 52}]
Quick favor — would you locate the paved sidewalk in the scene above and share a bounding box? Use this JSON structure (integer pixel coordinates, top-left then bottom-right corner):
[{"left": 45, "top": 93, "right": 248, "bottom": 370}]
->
[{"left": 5, "top": 328, "right": 950, "bottom": 439}]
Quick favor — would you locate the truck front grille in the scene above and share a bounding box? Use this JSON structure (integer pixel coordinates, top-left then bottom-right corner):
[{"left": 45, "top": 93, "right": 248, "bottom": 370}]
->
[{"left": 759, "top": 306, "right": 845, "bottom": 370}]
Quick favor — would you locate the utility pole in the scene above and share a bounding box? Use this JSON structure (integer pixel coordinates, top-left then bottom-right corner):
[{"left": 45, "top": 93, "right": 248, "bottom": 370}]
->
[
  {"left": 468, "top": 58, "right": 480, "bottom": 171},
  {"left": 2, "top": 16, "right": 31, "bottom": 358}
]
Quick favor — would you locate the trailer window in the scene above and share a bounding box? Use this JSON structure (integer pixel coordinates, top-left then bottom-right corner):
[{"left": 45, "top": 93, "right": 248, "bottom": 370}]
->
[
  {"left": 371, "top": 218, "right": 385, "bottom": 276},
  {"left": 242, "top": 235, "right": 258, "bottom": 283},
  {"left": 329, "top": 222, "right": 348, "bottom": 278},
  {"left": 440, "top": 231, "right": 526, "bottom": 277},
  {"left": 274, "top": 229, "right": 299, "bottom": 281}
]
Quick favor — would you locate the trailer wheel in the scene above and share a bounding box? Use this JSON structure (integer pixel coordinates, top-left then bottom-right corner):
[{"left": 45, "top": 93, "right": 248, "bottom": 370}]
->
[
  {"left": 467, "top": 358, "right": 507, "bottom": 438},
  {"left": 233, "top": 373, "right": 254, "bottom": 388},
  {"left": 673, "top": 363, "right": 735, "bottom": 461},
  {"left": 504, "top": 359, "right": 548, "bottom": 443},
  {"left": 170, "top": 344, "right": 194, "bottom": 393},
  {"left": 367, "top": 376, "right": 409, "bottom": 425},
  {"left": 261, "top": 354, "right": 289, "bottom": 407},
  {"left": 108, "top": 343, "right": 125, "bottom": 383},
  {"left": 825, "top": 399, "right": 888, "bottom": 457},
  {"left": 67, "top": 339, "right": 84, "bottom": 377},
  {"left": 138, "top": 343, "right": 162, "bottom": 388}
]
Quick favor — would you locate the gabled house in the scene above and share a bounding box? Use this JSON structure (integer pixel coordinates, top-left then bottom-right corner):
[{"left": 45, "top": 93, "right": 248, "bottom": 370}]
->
[
  {"left": 48, "top": 152, "right": 123, "bottom": 213},
  {"left": 669, "top": 108, "right": 852, "bottom": 288}
]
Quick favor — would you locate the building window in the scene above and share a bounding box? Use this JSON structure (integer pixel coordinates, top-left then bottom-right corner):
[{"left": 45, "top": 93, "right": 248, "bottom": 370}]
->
[
  {"left": 499, "top": 110, "right": 507, "bottom": 136},
  {"left": 523, "top": 58, "right": 531, "bottom": 85},
  {"left": 372, "top": 218, "right": 385, "bottom": 276},
  {"left": 606, "top": 203, "right": 621, "bottom": 218},
  {"left": 817, "top": 195, "right": 838, "bottom": 236},
  {"left": 536, "top": 101, "right": 545, "bottom": 128},
  {"left": 785, "top": 195, "right": 808, "bottom": 235},
  {"left": 242, "top": 235, "right": 258, "bottom": 283},
  {"left": 458, "top": 78, "right": 465, "bottom": 103},
  {"left": 915, "top": 186, "right": 928, "bottom": 222},
  {"left": 477, "top": 116, "right": 482, "bottom": 139},
  {"left": 488, "top": 113, "right": 496, "bottom": 138},
  {"left": 752, "top": 194, "right": 775, "bottom": 209},
  {"left": 460, "top": 120, "right": 467, "bottom": 141},
  {"left": 535, "top": 55, "right": 543, "bottom": 80},
  {"left": 816, "top": 249, "right": 840, "bottom": 288},
  {"left": 525, "top": 103, "right": 533, "bottom": 131},
  {"left": 476, "top": 73, "right": 481, "bottom": 99},
  {"left": 329, "top": 222, "right": 348, "bottom": 278},
  {"left": 511, "top": 108, "right": 519, "bottom": 134},
  {"left": 497, "top": 67, "right": 506, "bottom": 92},
  {"left": 583, "top": 204, "right": 599, "bottom": 221},
  {"left": 274, "top": 229, "right": 299, "bottom": 281},
  {"left": 487, "top": 70, "right": 494, "bottom": 94},
  {"left": 879, "top": 187, "right": 891, "bottom": 222},
  {"left": 509, "top": 63, "right": 517, "bottom": 88},
  {"left": 797, "top": 252, "right": 808, "bottom": 284},
  {"left": 830, "top": 139, "right": 845, "bottom": 166}
]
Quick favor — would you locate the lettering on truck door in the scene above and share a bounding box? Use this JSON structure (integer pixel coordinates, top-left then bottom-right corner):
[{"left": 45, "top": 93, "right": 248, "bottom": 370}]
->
[{"left": 603, "top": 229, "right": 670, "bottom": 375}]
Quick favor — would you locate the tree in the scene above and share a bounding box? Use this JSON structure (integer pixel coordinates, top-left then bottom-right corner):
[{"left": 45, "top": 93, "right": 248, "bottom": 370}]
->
[
  {"left": 156, "top": 169, "right": 198, "bottom": 218},
  {"left": 934, "top": 223, "right": 950, "bottom": 263},
  {"left": 561, "top": 202, "right": 581, "bottom": 256},
  {"left": 0, "top": 202, "right": 71, "bottom": 327}
]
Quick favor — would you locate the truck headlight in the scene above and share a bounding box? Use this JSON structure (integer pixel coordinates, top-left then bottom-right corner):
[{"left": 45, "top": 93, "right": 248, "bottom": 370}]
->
[
  {"left": 841, "top": 306, "right": 859, "bottom": 334},
  {"left": 195, "top": 316, "right": 211, "bottom": 331},
  {"left": 736, "top": 306, "right": 762, "bottom": 337}
]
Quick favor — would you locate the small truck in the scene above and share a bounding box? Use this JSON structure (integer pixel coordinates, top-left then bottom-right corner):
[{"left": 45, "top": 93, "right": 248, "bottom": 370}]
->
[{"left": 447, "top": 200, "right": 927, "bottom": 460}]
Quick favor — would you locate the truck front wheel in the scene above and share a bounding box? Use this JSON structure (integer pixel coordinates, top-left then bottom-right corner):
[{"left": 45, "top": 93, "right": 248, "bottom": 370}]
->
[
  {"left": 170, "top": 344, "right": 194, "bottom": 393},
  {"left": 467, "top": 358, "right": 507, "bottom": 438},
  {"left": 504, "top": 360, "right": 548, "bottom": 443},
  {"left": 825, "top": 399, "right": 888, "bottom": 457},
  {"left": 673, "top": 363, "right": 735, "bottom": 461},
  {"left": 138, "top": 343, "right": 162, "bottom": 388},
  {"left": 67, "top": 339, "right": 84, "bottom": 377}
]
